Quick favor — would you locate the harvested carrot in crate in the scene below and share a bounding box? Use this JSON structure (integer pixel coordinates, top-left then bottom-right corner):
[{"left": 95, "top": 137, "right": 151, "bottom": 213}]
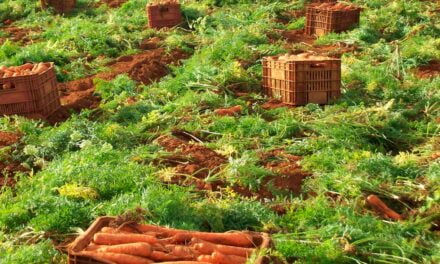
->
[
  {"left": 68, "top": 216, "right": 271, "bottom": 264},
  {"left": 305, "top": 2, "right": 362, "bottom": 36},
  {"left": 262, "top": 53, "right": 341, "bottom": 106},
  {"left": 0, "top": 62, "right": 60, "bottom": 119}
]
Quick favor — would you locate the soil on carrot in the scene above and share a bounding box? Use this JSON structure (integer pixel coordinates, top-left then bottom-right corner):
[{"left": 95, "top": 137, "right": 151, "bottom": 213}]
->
[
  {"left": 50, "top": 48, "right": 188, "bottom": 123},
  {"left": 101, "top": 0, "right": 128, "bottom": 8},
  {"left": 0, "top": 26, "right": 38, "bottom": 45},
  {"left": 415, "top": 60, "right": 440, "bottom": 79},
  {"left": 156, "top": 135, "right": 227, "bottom": 191}
]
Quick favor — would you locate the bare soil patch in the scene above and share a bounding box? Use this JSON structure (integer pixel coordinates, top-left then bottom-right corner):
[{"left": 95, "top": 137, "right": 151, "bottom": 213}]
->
[
  {"left": 155, "top": 136, "right": 310, "bottom": 204},
  {"left": 0, "top": 26, "right": 38, "bottom": 44},
  {"left": 156, "top": 135, "right": 226, "bottom": 191},
  {"left": 0, "top": 131, "right": 20, "bottom": 148},
  {"left": 283, "top": 29, "right": 316, "bottom": 45},
  {"left": 49, "top": 48, "right": 188, "bottom": 123},
  {"left": 0, "top": 131, "right": 26, "bottom": 189},
  {"left": 415, "top": 60, "right": 440, "bottom": 79},
  {"left": 100, "top": 0, "right": 128, "bottom": 8}
]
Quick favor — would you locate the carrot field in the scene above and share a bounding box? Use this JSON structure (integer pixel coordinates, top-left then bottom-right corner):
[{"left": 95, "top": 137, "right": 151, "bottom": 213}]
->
[{"left": 0, "top": 0, "right": 439, "bottom": 263}]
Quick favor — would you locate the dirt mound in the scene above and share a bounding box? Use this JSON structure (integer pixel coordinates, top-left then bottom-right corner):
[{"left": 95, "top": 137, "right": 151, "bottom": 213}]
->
[
  {"left": 0, "top": 132, "right": 26, "bottom": 188},
  {"left": 101, "top": 0, "right": 127, "bottom": 8},
  {"left": 0, "top": 131, "right": 20, "bottom": 148},
  {"left": 156, "top": 135, "right": 227, "bottom": 190},
  {"left": 416, "top": 60, "right": 440, "bottom": 79},
  {"left": 0, "top": 26, "right": 38, "bottom": 44},
  {"left": 233, "top": 149, "right": 310, "bottom": 201},
  {"left": 283, "top": 29, "right": 315, "bottom": 44},
  {"left": 49, "top": 48, "right": 188, "bottom": 123}
]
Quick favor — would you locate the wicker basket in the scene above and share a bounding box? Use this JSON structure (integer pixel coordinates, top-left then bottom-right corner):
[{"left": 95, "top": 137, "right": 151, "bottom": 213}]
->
[
  {"left": 0, "top": 63, "right": 60, "bottom": 118},
  {"left": 263, "top": 56, "right": 341, "bottom": 106},
  {"left": 68, "top": 216, "right": 272, "bottom": 264}
]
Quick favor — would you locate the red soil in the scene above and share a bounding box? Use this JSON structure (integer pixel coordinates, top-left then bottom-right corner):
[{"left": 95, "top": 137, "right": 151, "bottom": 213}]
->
[
  {"left": 0, "top": 131, "right": 25, "bottom": 188},
  {"left": 283, "top": 29, "right": 316, "bottom": 45},
  {"left": 0, "top": 26, "right": 38, "bottom": 44},
  {"left": 256, "top": 149, "right": 310, "bottom": 198},
  {"left": 155, "top": 136, "right": 310, "bottom": 203},
  {"left": 49, "top": 48, "right": 188, "bottom": 123},
  {"left": 416, "top": 61, "right": 440, "bottom": 79},
  {"left": 156, "top": 135, "right": 227, "bottom": 191},
  {"left": 101, "top": 0, "right": 128, "bottom": 8},
  {"left": 0, "top": 131, "right": 20, "bottom": 148}
]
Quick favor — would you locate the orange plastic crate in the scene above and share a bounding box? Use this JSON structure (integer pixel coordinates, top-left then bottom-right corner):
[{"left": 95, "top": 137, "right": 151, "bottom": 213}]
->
[
  {"left": 305, "top": 4, "right": 361, "bottom": 36},
  {"left": 0, "top": 63, "right": 61, "bottom": 118},
  {"left": 262, "top": 56, "right": 341, "bottom": 106},
  {"left": 147, "top": 2, "right": 183, "bottom": 29}
]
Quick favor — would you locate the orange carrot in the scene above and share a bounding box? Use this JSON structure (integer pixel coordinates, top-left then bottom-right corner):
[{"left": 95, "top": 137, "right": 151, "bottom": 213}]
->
[
  {"left": 150, "top": 251, "right": 181, "bottom": 262},
  {"left": 197, "top": 255, "right": 214, "bottom": 263},
  {"left": 367, "top": 195, "right": 402, "bottom": 220},
  {"left": 212, "top": 251, "right": 246, "bottom": 264},
  {"left": 166, "top": 232, "right": 254, "bottom": 247},
  {"left": 192, "top": 238, "right": 254, "bottom": 257},
  {"left": 93, "top": 233, "right": 158, "bottom": 245},
  {"left": 78, "top": 251, "right": 152, "bottom": 264},
  {"left": 86, "top": 243, "right": 152, "bottom": 257}
]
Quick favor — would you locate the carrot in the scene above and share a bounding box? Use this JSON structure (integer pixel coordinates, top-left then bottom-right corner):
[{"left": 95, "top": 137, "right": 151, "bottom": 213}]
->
[
  {"left": 149, "top": 251, "right": 181, "bottom": 262},
  {"left": 366, "top": 195, "right": 402, "bottom": 221},
  {"left": 78, "top": 251, "right": 153, "bottom": 264},
  {"left": 212, "top": 251, "right": 246, "bottom": 264},
  {"left": 86, "top": 243, "right": 152, "bottom": 257},
  {"left": 166, "top": 232, "right": 254, "bottom": 248},
  {"left": 197, "top": 255, "right": 214, "bottom": 263},
  {"left": 192, "top": 238, "right": 254, "bottom": 257},
  {"left": 136, "top": 223, "right": 181, "bottom": 236},
  {"left": 93, "top": 233, "right": 159, "bottom": 245}
]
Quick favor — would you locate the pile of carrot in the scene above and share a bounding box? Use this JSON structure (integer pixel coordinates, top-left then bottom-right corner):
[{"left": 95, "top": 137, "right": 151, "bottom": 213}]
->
[
  {"left": 0, "top": 63, "right": 52, "bottom": 90},
  {"left": 313, "top": 2, "right": 360, "bottom": 11},
  {"left": 75, "top": 223, "right": 262, "bottom": 264}
]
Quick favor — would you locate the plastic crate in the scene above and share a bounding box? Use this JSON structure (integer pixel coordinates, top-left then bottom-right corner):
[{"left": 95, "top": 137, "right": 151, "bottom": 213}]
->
[
  {"left": 262, "top": 56, "right": 341, "bottom": 106},
  {"left": 305, "top": 4, "right": 361, "bottom": 36},
  {"left": 147, "top": 2, "right": 183, "bottom": 29},
  {"left": 68, "top": 216, "right": 272, "bottom": 264},
  {"left": 41, "top": 0, "right": 76, "bottom": 14},
  {"left": 0, "top": 63, "right": 61, "bottom": 118}
]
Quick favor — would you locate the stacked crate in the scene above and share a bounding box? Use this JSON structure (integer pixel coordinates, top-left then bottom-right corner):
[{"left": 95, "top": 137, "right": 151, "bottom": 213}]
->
[
  {"left": 262, "top": 54, "right": 341, "bottom": 106},
  {"left": 305, "top": 2, "right": 361, "bottom": 36},
  {"left": 0, "top": 63, "right": 61, "bottom": 118},
  {"left": 147, "top": 1, "right": 183, "bottom": 29},
  {"left": 41, "top": 0, "right": 76, "bottom": 14}
]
